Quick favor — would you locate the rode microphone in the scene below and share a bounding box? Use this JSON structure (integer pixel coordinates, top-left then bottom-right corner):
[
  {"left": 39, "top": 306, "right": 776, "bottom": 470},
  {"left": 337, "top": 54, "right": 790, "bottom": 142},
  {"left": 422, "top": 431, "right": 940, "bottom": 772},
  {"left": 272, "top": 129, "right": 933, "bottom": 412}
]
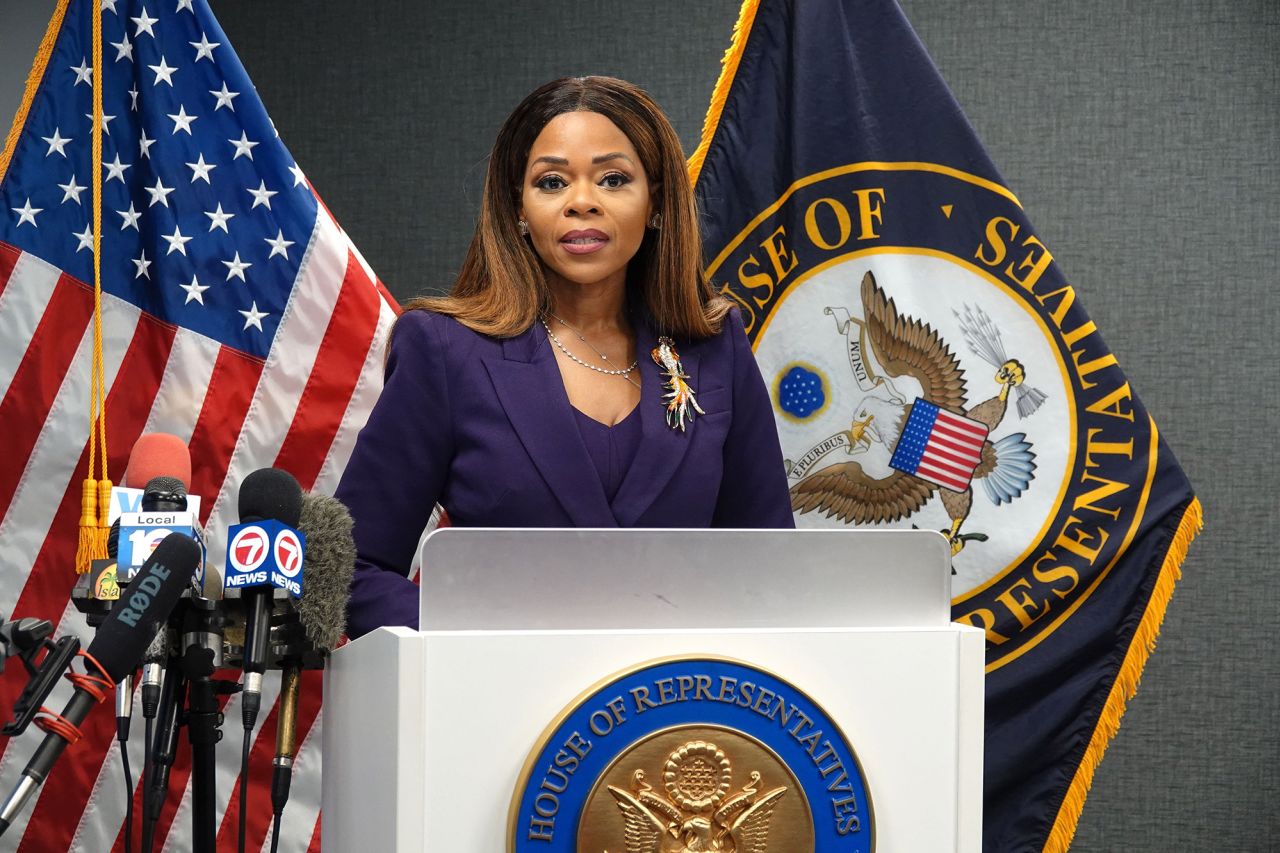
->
[
  {"left": 269, "top": 493, "right": 356, "bottom": 848},
  {"left": 0, "top": 534, "right": 200, "bottom": 836}
]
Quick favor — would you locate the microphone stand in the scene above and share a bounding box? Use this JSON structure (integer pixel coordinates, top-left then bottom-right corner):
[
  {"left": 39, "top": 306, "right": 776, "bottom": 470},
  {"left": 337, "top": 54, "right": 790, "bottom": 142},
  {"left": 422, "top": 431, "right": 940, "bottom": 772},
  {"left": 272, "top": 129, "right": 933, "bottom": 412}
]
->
[{"left": 181, "top": 598, "right": 236, "bottom": 853}]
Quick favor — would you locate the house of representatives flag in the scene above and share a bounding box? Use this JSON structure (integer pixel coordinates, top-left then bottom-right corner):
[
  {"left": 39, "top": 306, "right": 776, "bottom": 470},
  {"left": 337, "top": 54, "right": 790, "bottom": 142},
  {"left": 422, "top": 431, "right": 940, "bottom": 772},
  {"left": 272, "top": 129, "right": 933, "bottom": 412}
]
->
[
  {"left": 0, "top": 0, "right": 397, "bottom": 850},
  {"left": 689, "top": 1, "right": 1202, "bottom": 851}
]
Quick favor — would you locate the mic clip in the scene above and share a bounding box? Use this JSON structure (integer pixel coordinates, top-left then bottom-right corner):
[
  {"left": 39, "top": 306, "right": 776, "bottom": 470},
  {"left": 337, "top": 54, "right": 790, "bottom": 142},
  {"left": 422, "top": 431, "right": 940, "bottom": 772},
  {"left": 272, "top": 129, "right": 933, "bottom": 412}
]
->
[
  {"left": 218, "top": 605, "right": 327, "bottom": 672},
  {"left": 1, "top": 632, "right": 81, "bottom": 738}
]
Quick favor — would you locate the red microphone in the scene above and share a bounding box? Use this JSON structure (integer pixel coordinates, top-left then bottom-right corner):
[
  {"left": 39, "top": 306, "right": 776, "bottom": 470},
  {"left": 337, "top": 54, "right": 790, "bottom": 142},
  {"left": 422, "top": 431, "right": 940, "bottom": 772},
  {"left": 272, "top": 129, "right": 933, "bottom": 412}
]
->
[{"left": 124, "top": 433, "right": 191, "bottom": 491}]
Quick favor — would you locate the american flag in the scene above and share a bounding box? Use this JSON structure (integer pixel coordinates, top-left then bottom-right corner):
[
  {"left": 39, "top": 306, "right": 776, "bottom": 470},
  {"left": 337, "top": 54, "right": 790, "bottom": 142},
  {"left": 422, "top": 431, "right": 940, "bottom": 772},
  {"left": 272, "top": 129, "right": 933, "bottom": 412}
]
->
[
  {"left": 889, "top": 399, "right": 989, "bottom": 493},
  {"left": 0, "top": 0, "right": 397, "bottom": 850}
]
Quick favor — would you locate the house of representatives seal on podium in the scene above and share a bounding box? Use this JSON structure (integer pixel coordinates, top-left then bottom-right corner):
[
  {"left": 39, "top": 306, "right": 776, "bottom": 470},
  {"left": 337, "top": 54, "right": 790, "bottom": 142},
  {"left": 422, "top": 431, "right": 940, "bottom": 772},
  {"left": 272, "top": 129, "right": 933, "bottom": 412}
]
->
[{"left": 509, "top": 657, "right": 874, "bottom": 852}]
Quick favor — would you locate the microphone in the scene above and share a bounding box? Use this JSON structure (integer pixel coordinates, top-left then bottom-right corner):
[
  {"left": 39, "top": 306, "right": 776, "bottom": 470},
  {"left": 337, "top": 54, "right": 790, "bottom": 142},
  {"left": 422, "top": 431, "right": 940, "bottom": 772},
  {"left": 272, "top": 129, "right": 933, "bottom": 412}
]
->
[
  {"left": 114, "top": 475, "right": 199, "bottom": 779},
  {"left": 142, "top": 476, "right": 188, "bottom": 513},
  {"left": 270, "top": 493, "right": 356, "bottom": 848},
  {"left": 117, "top": 476, "right": 205, "bottom": 581},
  {"left": 106, "top": 432, "right": 193, "bottom": 561},
  {"left": 294, "top": 493, "right": 356, "bottom": 654},
  {"left": 139, "top": 624, "right": 170, "bottom": 720},
  {"left": 86, "top": 433, "right": 193, "bottom": 616},
  {"left": 230, "top": 468, "right": 304, "bottom": 726},
  {"left": 0, "top": 534, "right": 200, "bottom": 836},
  {"left": 124, "top": 434, "right": 192, "bottom": 494},
  {"left": 227, "top": 468, "right": 303, "bottom": 853}
]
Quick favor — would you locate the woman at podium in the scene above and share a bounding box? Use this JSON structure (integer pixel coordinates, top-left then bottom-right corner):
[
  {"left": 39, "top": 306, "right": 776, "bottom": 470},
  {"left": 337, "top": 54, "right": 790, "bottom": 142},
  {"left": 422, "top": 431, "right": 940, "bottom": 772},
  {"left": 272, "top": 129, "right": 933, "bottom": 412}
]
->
[{"left": 335, "top": 77, "right": 793, "bottom": 638}]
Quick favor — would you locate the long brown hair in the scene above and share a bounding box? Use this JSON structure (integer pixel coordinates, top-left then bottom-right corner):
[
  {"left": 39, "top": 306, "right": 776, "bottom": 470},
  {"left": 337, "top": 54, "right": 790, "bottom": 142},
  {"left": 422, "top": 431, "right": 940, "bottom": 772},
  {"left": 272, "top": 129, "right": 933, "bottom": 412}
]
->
[{"left": 404, "top": 76, "right": 731, "bottom": 339}]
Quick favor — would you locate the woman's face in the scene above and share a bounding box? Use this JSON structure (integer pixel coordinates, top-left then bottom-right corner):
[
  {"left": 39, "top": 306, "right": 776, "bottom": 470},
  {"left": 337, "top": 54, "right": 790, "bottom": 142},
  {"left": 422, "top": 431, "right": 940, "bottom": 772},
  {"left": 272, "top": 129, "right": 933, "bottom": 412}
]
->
[{"left": 519, "top": 110, "right": 655, "bottom": 293}]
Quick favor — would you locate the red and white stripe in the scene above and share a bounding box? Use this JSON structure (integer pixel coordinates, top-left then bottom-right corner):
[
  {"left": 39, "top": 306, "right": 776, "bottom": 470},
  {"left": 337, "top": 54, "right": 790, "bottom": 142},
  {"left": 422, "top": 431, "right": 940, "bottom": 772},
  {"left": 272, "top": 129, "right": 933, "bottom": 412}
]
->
[
  {"left": 916, "top": 409, "right": 988, "bottom": 493},
  {"left": 0, "top": 190, "right": 396, "bottom": 851}
]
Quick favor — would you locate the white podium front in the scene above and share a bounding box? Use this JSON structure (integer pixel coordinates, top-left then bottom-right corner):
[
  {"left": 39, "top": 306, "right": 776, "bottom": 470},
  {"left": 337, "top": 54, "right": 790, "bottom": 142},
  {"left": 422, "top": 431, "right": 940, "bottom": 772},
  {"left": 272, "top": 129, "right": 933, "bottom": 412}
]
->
[{"left": 323, "top": 529, "right": 984, "bottom": 852}]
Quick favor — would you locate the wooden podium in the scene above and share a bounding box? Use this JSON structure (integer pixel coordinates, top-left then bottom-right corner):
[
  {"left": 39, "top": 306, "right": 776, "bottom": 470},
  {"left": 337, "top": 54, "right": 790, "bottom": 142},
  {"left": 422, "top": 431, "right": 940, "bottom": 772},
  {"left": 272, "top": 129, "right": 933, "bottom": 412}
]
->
[{"left": 322, "top": 529, "right": 983, "bottom": 852}]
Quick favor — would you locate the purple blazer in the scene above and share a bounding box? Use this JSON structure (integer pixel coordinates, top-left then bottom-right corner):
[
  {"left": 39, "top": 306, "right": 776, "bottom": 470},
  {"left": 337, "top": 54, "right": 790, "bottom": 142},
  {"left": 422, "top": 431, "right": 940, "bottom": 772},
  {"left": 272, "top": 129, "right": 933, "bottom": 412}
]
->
[{"left": 335, "top": 307, "right": 794, "bottom": 638}]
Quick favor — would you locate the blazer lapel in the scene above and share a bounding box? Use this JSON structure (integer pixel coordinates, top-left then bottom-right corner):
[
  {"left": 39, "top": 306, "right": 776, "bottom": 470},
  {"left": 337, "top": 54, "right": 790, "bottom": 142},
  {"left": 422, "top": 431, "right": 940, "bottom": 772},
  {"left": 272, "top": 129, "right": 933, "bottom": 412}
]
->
[
  {"left": 611, "top": 320, "right": 698, "bottom": 527},
  {"left": 483, "top": 329, "right": 618, "bottom": 528}
]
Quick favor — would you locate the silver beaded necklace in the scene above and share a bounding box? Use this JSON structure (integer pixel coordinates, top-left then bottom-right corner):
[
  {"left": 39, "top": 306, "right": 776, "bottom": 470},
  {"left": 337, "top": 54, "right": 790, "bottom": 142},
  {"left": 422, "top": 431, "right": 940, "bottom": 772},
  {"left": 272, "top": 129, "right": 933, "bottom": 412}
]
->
[{"left": 541, "top": 314, "right": 641, "bottom": 389}]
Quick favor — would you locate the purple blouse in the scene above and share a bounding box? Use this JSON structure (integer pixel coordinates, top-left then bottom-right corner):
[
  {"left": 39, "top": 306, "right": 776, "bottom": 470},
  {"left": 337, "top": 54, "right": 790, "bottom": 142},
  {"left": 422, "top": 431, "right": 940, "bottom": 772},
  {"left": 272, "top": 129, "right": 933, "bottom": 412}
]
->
[{"left": 571, "top": 404, "right": 643, "bottom": 507}]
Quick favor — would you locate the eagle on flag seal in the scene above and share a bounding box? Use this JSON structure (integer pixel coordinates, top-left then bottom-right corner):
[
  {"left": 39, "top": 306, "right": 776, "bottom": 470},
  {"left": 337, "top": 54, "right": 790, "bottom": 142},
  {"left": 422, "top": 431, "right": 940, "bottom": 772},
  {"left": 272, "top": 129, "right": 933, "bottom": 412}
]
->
[{"left": 790, "top": 272, "right": 1044, "bottom": 555}]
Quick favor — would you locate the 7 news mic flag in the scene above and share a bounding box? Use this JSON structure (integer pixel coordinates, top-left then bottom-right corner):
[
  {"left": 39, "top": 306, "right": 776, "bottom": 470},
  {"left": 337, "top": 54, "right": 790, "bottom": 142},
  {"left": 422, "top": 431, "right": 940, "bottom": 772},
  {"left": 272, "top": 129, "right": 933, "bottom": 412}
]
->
[{"left": 688, "top": 1, "right": 1202, "bottom": 851}]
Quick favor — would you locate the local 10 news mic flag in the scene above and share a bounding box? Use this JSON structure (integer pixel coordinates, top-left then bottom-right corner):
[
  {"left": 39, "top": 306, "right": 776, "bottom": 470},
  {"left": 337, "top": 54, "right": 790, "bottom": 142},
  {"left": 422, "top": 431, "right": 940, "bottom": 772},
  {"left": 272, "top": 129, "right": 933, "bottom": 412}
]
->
[
  {"left": 116, "top": 477, "right": 207, "bottom": 586},
  {"left": 81, "top": 432, "right": 201, "bottom": 604},
  {"left": 0, "top": 534, "right": 202, "bottom": 836}
]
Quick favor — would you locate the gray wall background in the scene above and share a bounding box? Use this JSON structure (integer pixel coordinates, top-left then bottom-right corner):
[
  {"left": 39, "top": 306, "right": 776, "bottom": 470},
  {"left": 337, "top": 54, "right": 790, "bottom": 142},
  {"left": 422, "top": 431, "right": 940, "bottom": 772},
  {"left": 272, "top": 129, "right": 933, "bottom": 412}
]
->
[{"left": 1, "top": 0, "right": 1276, "bottom": 850}]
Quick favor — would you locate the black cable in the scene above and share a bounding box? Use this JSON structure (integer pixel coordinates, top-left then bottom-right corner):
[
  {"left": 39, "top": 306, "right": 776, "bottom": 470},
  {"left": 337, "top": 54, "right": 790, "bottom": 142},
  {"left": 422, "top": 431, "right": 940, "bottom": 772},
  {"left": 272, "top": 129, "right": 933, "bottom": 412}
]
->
[
  {"left": 142, "top": 715, "right": 153, "bottom": 813},
  {"left": 139, "top": 658, "right": 162, "bottom": 853},
  {"left": 118, "top": 719, "right": 133, "bottom": 853},
  {"left": 238, "top": 726, "right": 252, "bottom": 853},
  {"left": 269, "top": 764, "right": 292, "bottom": 853}
]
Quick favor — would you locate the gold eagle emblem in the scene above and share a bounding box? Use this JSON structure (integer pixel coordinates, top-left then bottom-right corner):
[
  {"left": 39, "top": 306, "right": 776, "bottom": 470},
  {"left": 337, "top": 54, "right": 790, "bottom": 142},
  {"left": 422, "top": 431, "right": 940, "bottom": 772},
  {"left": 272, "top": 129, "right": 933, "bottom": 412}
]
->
[{"left": 604, "top": 740, "right": 786, "bottom": 853}]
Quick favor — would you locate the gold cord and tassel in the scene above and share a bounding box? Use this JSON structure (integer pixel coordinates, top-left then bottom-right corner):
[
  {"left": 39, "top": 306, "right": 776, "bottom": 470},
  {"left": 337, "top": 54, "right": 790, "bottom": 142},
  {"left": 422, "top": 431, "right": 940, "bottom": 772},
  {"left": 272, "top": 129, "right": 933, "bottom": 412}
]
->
[{"left": 74, "top": 0, "right": 111, "bottom": 573}]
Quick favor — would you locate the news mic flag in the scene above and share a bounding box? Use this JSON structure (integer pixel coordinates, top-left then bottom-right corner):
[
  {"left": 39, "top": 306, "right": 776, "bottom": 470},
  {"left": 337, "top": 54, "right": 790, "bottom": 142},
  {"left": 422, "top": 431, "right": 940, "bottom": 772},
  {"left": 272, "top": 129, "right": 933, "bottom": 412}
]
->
[
  {"left": 689, "top": 1, "right": 1202, "bottom": 851},
  {"left": 0, "top": 0, "right": 398, "bottom": 849}
]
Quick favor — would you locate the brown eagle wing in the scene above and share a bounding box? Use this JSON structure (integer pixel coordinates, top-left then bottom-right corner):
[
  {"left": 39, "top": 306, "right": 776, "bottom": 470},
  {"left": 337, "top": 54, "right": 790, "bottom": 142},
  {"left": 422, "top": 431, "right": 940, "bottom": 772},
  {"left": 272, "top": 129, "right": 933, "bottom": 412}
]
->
[
  {"left": 790, "top": 459, "right": 935, "bottom": 523},
  {"left": 860, "top": 270, "right": 968, "bottom": 413}
]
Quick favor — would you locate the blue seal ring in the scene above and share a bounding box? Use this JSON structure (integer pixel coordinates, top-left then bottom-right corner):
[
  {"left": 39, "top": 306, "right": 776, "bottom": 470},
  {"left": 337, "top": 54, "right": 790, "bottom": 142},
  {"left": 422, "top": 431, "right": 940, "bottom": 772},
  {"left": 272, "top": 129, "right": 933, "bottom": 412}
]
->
[{"left": 509, "top": 656, "right": 874, "bottom": 851}]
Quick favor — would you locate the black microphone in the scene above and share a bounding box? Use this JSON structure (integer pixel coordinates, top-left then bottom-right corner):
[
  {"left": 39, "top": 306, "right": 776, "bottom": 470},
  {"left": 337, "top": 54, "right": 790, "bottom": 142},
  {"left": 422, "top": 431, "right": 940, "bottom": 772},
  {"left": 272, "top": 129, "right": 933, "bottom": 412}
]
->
[
  {"left": 141, "top": 476, "right": 188, "bottom": 513},
  {"left": 106, "top": 475, "right": 187, "bottom": 560},
  {"left": 269, "top": 493, "right": 356, "bottom": 850},
  {"left": 229, "top": 468, "right": 302, "bottom": 853},
  {"left": 116, "top": 478, "right": 190, "bottom": 760},
  {"left": 0, "top": 534, "right": 200, "bottom": 836},
  {"left": 234, "top": 468, "right": 303, "bottom": 727}
]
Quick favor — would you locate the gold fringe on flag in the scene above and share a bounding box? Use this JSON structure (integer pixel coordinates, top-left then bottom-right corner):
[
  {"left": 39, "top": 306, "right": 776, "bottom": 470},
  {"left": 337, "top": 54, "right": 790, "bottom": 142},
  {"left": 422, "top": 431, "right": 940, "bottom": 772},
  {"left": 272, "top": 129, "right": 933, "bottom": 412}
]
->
[
  {"left": 1044, "top": 496, "right": 1204, "bottom": 852},
  {"left": 686, "top": 0, "right": 761, "bottom": 187},
  {"left": 75, "top": 0, "right": 112, "bottom": 572}
]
